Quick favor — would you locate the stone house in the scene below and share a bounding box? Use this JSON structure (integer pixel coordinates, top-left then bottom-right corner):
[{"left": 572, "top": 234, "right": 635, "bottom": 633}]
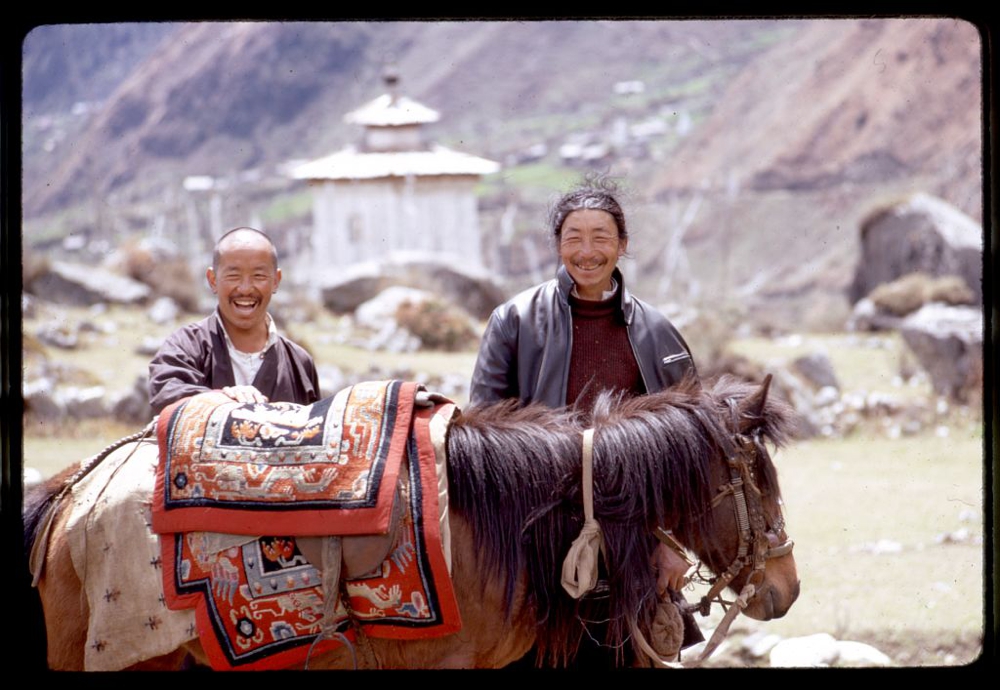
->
[{"left": 290, "top": 70, "right": 500, "bottom": 285}]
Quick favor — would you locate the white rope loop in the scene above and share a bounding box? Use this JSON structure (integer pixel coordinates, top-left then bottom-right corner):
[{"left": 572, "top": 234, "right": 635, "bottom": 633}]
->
[{"left": 561, "top": 428, "right": 604, "bottom": 599}]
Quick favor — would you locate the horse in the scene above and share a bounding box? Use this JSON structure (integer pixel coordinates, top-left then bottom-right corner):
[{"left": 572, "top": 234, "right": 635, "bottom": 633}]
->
[{"left": 23, "top": 375, "right": 800, "bottom": 670}]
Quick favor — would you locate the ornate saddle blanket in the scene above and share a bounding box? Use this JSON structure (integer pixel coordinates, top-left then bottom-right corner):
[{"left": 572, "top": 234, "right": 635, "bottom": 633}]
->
[
  {"left": 154, "top": 380, "right": 421, "bottom": 535},
  {"left": 151, "top": 381, "right": 461, "bottom": 670}
]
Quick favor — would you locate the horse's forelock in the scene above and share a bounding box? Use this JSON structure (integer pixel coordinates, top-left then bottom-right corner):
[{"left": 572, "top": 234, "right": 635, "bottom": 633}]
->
[{"left": 706, "top": 375, "right": 798, "bottom": 502}]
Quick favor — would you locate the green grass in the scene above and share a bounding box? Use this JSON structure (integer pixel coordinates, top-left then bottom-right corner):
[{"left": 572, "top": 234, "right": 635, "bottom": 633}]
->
[
  {"left": 19, "top": 309, "right": 987, "bottom": 664},
  {"left": 756, "top": 426, "right": 985, "bottom": 647},
  {"left": 260, "top": 189, "right": 314, "bottom": 224},
  {"left": 24, "top": 302, "right": 186, "bottom": 393},
  {"left": 484, "top": 163, "right": 580, "bottom": 193},
  {"left": 728, "top": 333, "right": 934, "bottom": 400}
]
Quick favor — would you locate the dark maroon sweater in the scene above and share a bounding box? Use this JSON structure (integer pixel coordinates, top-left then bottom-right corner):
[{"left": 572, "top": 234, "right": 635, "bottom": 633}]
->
[{"left": 566, "top": 292, "right": 645, "bottom": 414}]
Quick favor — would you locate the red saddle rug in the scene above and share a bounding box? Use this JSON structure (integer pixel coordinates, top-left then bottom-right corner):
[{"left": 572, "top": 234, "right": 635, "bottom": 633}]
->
[{"left": 152, "top": 380, "right": 461, "bottom": 670}]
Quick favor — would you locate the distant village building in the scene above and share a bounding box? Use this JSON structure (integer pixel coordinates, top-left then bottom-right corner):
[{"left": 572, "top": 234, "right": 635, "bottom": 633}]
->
[{"left": 290, "top": 69, "right": 500, "bottom": 283}]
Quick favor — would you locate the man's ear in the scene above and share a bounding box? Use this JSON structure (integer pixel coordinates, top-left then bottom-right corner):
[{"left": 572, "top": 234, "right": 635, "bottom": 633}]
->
[
  {"left": 273, "top": 267, "right": 282, "bottom": 292},
  {"left": 619, "top": 237, "right": 628, "bottom": 257},
  {"left": 206, "top": 267, "right": 218, "bottom": 293}
]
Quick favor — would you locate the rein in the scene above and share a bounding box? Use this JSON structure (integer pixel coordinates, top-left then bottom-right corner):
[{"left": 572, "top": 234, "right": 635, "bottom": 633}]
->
[
  {"left": 678, "top": 428, "right": 794, "bottom": 666},
  {"left": 559, "top": 417, "right": 794, "bottom": 668}
]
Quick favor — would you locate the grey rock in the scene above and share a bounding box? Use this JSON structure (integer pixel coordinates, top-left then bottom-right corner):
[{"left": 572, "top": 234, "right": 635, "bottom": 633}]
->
[
  {"left": 23, "top": 377, "right": 65, "bottom": 420},
  {"left": 742, "top": 631, "right": 783, "bottom": 658},
  {"left": 320, "top": 256, "right": 504, "bottom": 320},
  {"left": 29, "top": 260, "right": 151, "bottom": 306},
  {"left": 137, "top": 336, "right": 163, "bottom": 356},
  {"left": 36, "top": 321, "right": 79, "bottom": 349},
  {"left": 769, "top": 633, "right": 839, "bottom": 667},
  {"left": 831, "top": 640, "right": 894, "bottom": 667},
  {"left": 109, "top": 377, "right": 155, "bottom": 424},
  {"left": 58, "top": 385, "right": 108, "bottom": 419},
  {"left": 147, "top": 296, "right": 180, "bottom": 324},
  {"left": 900, "top": 304, "right": 982, "bottom": 401},
  {"left": 847, "top": 297, "right": 904, "bottom": 332},
  {"left": 317, "top": 365, "right": 348, "bottom": 400},
  {"left": 354, "top": 286, "right": 434, "bottom": 330},
  {"left": 792, "top": 351, "right": 840, "bottom": 390},
  {"left": 850, "top": 193, "right": 982, "bottom": 304},
  {"left": 365, "top": 321, "right": 421, "bottom": 353}
]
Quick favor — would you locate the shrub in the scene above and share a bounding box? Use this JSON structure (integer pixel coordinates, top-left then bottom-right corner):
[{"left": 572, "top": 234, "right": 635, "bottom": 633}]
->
[
  {"left": 869, "top": 272, "right": 976, "bottom": 317},
  {"left": 119, "top": 242, "right": 201, "bottom": 312},
  {"left": 395, "top": 300, "right": 477, "bottom": 352}
]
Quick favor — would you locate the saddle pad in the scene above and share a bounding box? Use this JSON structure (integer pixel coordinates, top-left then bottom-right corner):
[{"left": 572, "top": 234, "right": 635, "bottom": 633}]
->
[
  {"left": 160, "top": 402, "right": 462, "bottom": 670},
  {"left": 64, "top": 439, "right": 199, "bottom": 671},
  {"left": 153, "top": 380, "right": 419, "bottom": 536}
]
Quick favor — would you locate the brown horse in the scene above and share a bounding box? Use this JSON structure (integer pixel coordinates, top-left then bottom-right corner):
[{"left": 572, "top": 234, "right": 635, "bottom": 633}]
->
[{"left": 23, "top": 375, "right": 799, "bottom": 670}]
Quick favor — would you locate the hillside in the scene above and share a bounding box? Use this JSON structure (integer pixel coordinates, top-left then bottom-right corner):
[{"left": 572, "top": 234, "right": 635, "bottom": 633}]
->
[
  {"left": 17, "top": 18, "right": 984, "bottom": 331},
  {"left": 652, "top": 18, "right": 981, "bottom": 216},
  {"left": 633, "top": 17, "right": 983, "bottom": 330},
  {"left": 22, "top": 20, "right": 792, "bottom": 217}
]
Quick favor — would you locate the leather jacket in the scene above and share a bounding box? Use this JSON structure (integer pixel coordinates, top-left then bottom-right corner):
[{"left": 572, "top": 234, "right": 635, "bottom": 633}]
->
[{"left": 469, "top": 266, "right": 696, "bottom": 407}]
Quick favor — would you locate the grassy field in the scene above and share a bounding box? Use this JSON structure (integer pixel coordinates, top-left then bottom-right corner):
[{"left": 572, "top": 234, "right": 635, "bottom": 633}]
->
[
  {"left": 750, "top": 425, "right": 984, "bottom": 657},
  {"left": 18, "top": 307, "right": 988, "bottom": 667}
]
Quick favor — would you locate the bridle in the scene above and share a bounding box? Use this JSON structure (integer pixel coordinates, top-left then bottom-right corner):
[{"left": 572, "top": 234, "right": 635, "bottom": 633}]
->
[
  {"left": 561, "top": 397, "right": 794, "bottom": 668},
  {"left": 676, "top": 422, "right": 794, "bottom": 665}
]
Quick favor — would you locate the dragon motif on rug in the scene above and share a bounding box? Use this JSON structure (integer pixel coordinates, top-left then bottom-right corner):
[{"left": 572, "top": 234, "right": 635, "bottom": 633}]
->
[{"left": 152, "top": 381, "right": 461, "bottom": 670}]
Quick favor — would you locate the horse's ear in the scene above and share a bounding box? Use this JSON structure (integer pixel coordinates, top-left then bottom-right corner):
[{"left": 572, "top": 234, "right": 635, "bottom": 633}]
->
[{"left": 738, "top": 374, "right": 772, "bottom": 433}]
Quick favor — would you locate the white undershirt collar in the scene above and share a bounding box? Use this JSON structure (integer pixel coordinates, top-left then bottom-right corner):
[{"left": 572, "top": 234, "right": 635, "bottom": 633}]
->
[
  {"left": 216, "top": 311, "right": 279, "bottom": 386},
  {"left": 571, "top": 277, "right": 619, "bottom": 301}
]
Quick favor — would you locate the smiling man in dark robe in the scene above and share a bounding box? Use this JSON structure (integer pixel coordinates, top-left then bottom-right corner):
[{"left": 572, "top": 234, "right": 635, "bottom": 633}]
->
[{"left": 148, "top": 227, "right": 320, "bottom": 414}]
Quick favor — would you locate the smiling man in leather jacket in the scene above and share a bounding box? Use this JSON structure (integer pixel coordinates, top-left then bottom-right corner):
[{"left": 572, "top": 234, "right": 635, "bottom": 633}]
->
[
  {"left": 469, "top": 264, "right": 694, "bottom": 408},
  {"left": 470, "top": 178, "right": 696, "bottom": 411},
  {"left": 468, "top": 176, "right": 702, "bottom": 667}
]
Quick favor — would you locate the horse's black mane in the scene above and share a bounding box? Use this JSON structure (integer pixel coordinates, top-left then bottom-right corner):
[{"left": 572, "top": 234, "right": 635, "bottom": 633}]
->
[{"left": 445, "top": 376, "right": 795, "bottom": 667}]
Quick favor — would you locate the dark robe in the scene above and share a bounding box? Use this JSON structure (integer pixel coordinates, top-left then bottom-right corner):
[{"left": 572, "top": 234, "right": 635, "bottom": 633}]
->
[{"left": 148, "top": 314, "right": 321, "bottom": 414}]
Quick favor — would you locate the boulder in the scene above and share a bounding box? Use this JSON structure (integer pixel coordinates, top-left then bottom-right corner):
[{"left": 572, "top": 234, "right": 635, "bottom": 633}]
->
[
  {"left": 849, "top": 194, "right": 982, "bottom": 305},
  {"left": 769, "top": 633, "right": 840, "bottom": 667},
  {"left": 792, "top": 351, "right": 840, "bottom": 391},
  {"left": 770, "top": 633, "right": 893, "bottom": 668},
  {"left": 28, "top": 261, "right": 151, "bottom": 306},
  {"left": 354, "top": 286, "right": 435, "bottom": 330},
  {"left": 35, "top": 321, "right": 80, "bottom": 349},
  {"left": 23, "top": 377, "right": 65, "bottom": 421},
  {"left": 317, "top": 365, "right": 348, "bottom": 400},
  {"left": 833, "top": 640, "right": 893, "bottom": 667},
  {"left": 900, "top": 304, "right": 982, "bottom": 402},
  {"left": 320, "top": 255, "right": 505, "bottom": 320},
  {"left": 108, "top": 376, "right": 155, "bottom": 424},
  {"left": 137, "top": 336, "right": 163, "bottom": 356},
  {"left": 847, "top": 297, "right": 902, "bottom": 332},
  {"left": 58, "top": 385, "right": 108, "bottom": 419},
  {"left": 321, "top": 272, "right": 385, "bottom": 314},
  {"left": 147, "top": 296, "right": 180, "bottom": 325}
]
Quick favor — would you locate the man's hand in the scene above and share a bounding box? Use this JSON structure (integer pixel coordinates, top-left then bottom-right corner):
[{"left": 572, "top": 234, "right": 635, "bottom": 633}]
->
[
  {"left": 653, "top": 541, "right": 691, "bottom": 594},
  {"left": 220, "top": 385, "right": 269, "bottom": 405}
]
